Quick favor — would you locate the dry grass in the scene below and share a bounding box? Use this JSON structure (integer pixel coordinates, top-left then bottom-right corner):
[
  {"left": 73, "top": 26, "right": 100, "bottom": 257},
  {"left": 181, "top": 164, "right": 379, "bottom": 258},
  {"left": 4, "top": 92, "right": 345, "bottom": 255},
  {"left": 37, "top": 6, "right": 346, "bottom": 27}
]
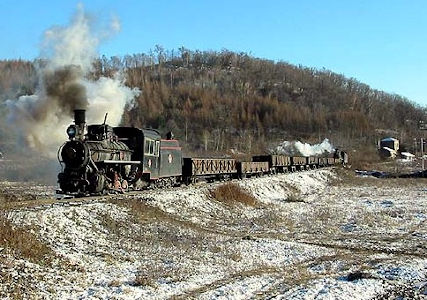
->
[
  {"left": 0, "top": 182, "right": 54, "bottom": 210},
  {"left": 286, "top": 192, "right": 305, "bottom": 203},
  {"left": 330, "top": 168, "right": 369, "bottom": 186},
  {"left": 108, "top": 279, "right": 121, "bottom": 287},
  {"left": 109, "top": 198, "right": 176, "bottom": 225},
  {"left": 0, "top": 211, "right": 54, "bottom": 265},
  {"left": 98, "top": 212, "right": 125, "bottom": 236},
  {"left": 209, "top": 183, "right": 258, "bottom": 207},
  {"left": 311, "top": 206, "right": 334, "bottom": 227},
  {"left": 134, "top": 264, "right": 185, "bottom": 287},
  {"left": 333, "top": 167, "right": 427, "bottom": 188},
  {"left": 133, "top": 271, "right": 156, "bottom": 287},
  {"left": 0, "top": 269, "right": 28, "bottom": 300},
  {"left": 350, "top": 147, "right": 382, "bottom": 170},
  {"left": 284, "top": 184, "right": 305, "bottom": 203},
  {"left": 108, "top": 198, "right": 213, "bottom": 251}
]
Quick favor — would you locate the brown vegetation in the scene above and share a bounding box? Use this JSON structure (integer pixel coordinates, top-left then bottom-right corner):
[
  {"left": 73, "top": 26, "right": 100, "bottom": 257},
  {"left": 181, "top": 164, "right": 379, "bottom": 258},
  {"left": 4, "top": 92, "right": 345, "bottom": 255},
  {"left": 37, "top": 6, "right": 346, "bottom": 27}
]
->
[
  {"left": 1, "top": 50, "right": 426, "bottom": 158},
  {"left": 106, "top": 49, "right": 425, "bottom": 155},
  {"left": 349, "top": 147, "right": 382, "bottom": 170},
  {"left": 286, "top": 192, "right": 305, "bottom": 203},
  {"left": 133, "top": 264, "right": 183, "bottom": 287},
  {"left": 209, "top": 182, "right": 258, "bottom": 207},
  {"left": 0, "top": 60, "right": 36, "bottom": 102},
  {"left": 284, "top": 184, "right": 305, "bottom": 202},
  {"left": 109, "top": 197, "right": 172, "bottom": 225},
  {"left": 0, "top": 211, "right": 54, "bottom": 265}
]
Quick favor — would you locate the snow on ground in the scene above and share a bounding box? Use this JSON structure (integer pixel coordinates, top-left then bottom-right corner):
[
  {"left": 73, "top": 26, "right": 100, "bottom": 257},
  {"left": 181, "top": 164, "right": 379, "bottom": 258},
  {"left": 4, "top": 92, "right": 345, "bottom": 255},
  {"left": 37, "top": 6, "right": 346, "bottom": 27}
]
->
[{"left": 1, "top": 168, "right": 426, "bottom": 299}]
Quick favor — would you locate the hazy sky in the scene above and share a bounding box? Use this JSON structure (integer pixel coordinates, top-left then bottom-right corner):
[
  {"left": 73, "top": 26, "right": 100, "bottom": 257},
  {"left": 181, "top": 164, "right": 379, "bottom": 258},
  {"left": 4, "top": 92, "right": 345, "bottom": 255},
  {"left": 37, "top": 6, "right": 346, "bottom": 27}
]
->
[{"left": 1, "top": 0, "right": 427, "bottom": 106}]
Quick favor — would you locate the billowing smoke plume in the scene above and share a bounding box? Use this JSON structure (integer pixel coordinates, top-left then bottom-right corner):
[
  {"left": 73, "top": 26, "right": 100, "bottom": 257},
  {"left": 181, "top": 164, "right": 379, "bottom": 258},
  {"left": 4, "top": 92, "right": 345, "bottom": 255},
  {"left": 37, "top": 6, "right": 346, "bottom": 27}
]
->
[
  {"left": 274, "top": 139, "right": 335, "bottom": 156},
  {"left": 6, "top": 5, "right": 139, "bottom": 156}
]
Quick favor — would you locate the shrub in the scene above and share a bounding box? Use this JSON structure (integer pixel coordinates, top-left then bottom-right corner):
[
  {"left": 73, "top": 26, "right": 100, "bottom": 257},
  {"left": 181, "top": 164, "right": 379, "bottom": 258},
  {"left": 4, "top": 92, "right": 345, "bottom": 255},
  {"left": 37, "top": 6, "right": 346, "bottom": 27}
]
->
[{"left": 209, "top": 183, "right": 258, "bottom": 207}]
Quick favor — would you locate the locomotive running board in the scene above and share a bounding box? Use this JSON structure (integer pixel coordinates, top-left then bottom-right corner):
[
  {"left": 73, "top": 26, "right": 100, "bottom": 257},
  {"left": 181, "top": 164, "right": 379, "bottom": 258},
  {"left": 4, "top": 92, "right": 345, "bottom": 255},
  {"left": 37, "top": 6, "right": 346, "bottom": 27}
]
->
[{"left": 102, "top": 160, "right": 141, "bottom": 164}]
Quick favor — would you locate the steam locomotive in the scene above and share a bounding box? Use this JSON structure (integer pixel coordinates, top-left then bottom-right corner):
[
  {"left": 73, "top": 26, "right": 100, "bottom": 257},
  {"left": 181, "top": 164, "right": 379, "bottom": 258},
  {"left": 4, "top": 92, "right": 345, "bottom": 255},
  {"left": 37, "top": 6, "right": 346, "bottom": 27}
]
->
[
  {"left": 57, "top": 110, "right": 343, "bottom": 196},
  {"left": 58, "top": 109, "right": 182, "bottom": 195}
]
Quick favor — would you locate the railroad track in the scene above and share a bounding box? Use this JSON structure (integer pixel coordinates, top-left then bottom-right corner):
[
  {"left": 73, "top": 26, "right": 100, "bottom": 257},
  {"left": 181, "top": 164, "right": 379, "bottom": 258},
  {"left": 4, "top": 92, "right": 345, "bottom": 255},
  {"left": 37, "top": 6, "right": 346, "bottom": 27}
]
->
[
  {"left": 0, "top": 180, "right": 208, "bottom": 212},
  {"left": 1, "top": 190, "right": 148, "bottom": 212},
  {"left": 1, "top": 167, "right": 334, "bottom": 212}
]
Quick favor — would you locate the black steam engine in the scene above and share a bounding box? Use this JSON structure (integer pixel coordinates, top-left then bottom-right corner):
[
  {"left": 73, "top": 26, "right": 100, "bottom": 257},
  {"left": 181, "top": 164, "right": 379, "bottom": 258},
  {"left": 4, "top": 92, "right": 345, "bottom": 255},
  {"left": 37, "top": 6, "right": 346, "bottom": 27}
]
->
[{"left": 57, "top": 109, "right": 182, "bottom": 195}]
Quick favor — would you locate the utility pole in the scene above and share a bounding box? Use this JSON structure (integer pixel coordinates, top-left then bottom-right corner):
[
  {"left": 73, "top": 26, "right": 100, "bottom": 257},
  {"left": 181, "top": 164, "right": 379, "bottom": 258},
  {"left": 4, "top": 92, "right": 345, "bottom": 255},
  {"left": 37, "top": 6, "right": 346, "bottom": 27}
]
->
[
  {"left": 419, "top": 121, "right": 427, "bottom": 170},
  {"left": 422, "top": 138, "right": 425, "bottom": 170},
  {"left": 414, "top": 138, "right": 417, "bottom": 155}
]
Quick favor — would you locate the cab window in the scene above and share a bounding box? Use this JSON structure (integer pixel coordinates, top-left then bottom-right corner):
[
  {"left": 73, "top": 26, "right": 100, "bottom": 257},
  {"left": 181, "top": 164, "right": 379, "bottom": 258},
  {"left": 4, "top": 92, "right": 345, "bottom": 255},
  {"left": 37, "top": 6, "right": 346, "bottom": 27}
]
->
[
  {"left": 144, "top": 139, "right": 153, "bottom": 155},
  {"left": 155, "top": 141, "right": 160, "bottom": 156},
  {"left": 149, "top": 141, "right": 154, "bottom": 154},
  {"left": 144, "top": 138, "right": 160, "bottom": 156},
  {"left": 144, "top": 139, "right": 150, "bottom": 154}
]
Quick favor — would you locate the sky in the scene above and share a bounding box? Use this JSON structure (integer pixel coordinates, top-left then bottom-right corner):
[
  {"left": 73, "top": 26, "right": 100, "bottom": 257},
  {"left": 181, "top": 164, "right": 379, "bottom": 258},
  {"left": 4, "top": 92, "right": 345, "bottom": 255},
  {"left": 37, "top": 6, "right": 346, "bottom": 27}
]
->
[{"left": 1, "top": 0, "right": 427, "bottom": 107}]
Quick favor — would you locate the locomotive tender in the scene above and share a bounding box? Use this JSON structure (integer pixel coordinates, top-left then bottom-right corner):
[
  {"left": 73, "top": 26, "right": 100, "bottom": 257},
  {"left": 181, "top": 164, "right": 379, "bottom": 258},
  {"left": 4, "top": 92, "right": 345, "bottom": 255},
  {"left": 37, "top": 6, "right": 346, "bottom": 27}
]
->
[{"left": 58, "top": 109, "right": 343, "bottom": 195}]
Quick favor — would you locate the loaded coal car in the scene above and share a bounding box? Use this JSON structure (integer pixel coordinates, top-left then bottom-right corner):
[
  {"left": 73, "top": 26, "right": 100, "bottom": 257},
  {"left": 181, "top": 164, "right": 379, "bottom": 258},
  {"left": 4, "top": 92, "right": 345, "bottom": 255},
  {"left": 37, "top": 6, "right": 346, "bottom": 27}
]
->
[
  {"left": 57, "top": 110, "right": 182, "bottom": 195},
  {"left": 252, "top": 154, "right": 291, "bottom": 174}
]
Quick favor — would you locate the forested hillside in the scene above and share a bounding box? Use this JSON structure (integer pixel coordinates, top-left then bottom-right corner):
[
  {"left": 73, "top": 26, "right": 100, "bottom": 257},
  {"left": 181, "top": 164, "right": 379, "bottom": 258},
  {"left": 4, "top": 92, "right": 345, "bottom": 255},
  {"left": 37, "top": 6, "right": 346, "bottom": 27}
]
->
[{"left": 1, "top": 49, "right": 426, "bottom": 154}]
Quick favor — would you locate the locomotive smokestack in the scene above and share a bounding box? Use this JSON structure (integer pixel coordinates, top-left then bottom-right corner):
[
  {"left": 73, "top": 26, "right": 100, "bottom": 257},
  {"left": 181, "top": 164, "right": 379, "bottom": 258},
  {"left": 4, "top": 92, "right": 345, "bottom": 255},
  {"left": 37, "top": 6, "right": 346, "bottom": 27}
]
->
[
  {"left": 74, "top": 109, "right": 86, "bottom": 126},
  {"left": 73, "top": 109, "right": 86, "bottom": 140}
]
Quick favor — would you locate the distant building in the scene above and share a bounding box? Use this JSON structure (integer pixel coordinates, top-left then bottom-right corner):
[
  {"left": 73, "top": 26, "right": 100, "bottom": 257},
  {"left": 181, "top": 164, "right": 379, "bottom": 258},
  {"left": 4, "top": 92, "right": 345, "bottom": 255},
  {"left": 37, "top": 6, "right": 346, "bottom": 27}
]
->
[
  {"left": 378, "top": 137, "right": 399, "bottom": 159},
  {"left": 400, "top": 152, "right": 415, "bottom": 161},
  {"left": 380, "top": 137, "right": 399, "bottom": 152},
  {"left": 379, "top": 147, "right": 397, "bottom": 159}
]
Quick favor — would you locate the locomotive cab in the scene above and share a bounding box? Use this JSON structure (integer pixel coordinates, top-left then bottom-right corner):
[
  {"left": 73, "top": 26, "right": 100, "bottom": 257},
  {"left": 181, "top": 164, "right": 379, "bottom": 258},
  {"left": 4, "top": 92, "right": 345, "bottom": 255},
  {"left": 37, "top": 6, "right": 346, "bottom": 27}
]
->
[
  {"left": 141, "top": 129, "right": 161, "bottom": 179},
  {"left": 159, "top": 138, "right": 182, "bottom": 178},
  {"left": 113, "top": 127, "right": 160, "bottom": 179},
  {"left": 113, "top": 127, "right": 182, "bottom": 182}
]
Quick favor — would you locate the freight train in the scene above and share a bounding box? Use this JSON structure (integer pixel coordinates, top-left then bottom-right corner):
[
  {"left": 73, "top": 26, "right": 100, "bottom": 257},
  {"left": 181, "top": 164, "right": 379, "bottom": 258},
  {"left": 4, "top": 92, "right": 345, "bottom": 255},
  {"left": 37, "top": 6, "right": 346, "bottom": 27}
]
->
[{"left": 57, "top": 110, "right": 343, "bottom": 195}]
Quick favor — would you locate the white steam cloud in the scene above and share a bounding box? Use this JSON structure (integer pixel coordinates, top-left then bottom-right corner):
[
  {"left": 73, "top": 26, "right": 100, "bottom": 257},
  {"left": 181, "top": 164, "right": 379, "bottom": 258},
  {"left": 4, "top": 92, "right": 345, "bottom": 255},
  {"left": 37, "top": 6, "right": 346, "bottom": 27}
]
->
[
  {"left": 6, "top": 5, "right": 139, "bottom": 156},
  {"left": 274, "top": 139, "right": 335, "bottom": 156}
]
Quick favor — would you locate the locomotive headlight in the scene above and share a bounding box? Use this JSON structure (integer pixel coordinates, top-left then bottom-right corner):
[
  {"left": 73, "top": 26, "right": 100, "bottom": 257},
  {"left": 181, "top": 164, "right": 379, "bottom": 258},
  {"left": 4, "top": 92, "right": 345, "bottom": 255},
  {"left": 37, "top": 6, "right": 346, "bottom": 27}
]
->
[{"left": 67, "top": 125, "right": 77, "bottom": 139}]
